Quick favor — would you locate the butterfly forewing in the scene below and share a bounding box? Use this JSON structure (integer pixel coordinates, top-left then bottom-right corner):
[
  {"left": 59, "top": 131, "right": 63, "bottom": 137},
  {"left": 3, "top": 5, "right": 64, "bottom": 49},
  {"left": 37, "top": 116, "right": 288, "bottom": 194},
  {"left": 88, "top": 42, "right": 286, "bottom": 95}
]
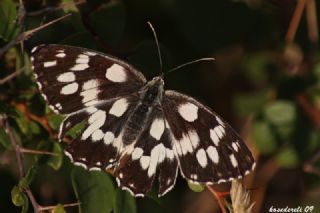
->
[
  {"left": 31, "top": 45, "right": 146, "bottom": 114},
  {"left": 162, "top": 90, "right": 255, "bottom": 184}
]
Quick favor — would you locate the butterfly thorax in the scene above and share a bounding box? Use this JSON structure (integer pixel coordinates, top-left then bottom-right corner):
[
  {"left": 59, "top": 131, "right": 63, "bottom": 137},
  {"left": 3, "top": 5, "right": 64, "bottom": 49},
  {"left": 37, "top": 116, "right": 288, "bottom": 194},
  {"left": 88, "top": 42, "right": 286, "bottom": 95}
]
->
[{"left": 122, "top": 76, "right": 164, "bottom": 145}]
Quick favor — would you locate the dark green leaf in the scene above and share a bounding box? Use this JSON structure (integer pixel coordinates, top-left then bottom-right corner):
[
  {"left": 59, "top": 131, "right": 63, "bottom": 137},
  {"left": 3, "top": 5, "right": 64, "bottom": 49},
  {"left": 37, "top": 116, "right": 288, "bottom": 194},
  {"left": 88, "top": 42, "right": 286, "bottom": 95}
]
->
[
  {"left": 14, "top": 109, "right": 29, "bottom": 135},
  {"left": 0, "top": 0, "right": 20, "bottom": 41},
  {"left": 11, "top": 186, "right": 29, "bottom": 212},
  {"left": 72, "top": 167, "right": 115, "bottom": 213},
  {"left": 251, "top": 121, "right": 277, "bottom": 154},
  {"left": 276, "top": 147, "right": 299, "bottom": 168},
  {"left": 187, "top": 181, "right": 205, "bottom": 192},
  {"left": 233, "top": 91, "right": 267, "bottom": 116},
  {"left": 66, "top": 121, "right": 86, "bottom": 139},
  {"left": 113, "top": 188, "right": 137, "bottom": 213},
  {"left": 48, "top": 114, "right": 64, "bottom": 131},
  {"left": 47, "top": 142, "right": 63, "bottom": 170},
  {"left": 19, "top": 166, "right": 37, "bottom": 188},
  {"left": 0, "top": 128, "right": 11, "bottom": 149}
]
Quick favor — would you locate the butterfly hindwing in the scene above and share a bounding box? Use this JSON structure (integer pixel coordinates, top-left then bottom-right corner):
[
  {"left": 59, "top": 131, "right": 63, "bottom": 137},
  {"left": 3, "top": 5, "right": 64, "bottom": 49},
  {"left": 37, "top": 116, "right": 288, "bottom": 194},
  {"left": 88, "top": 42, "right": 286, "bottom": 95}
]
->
[
  {"left": 31, "top": 44, "right": 146, "bottom": 114},
  {"left": 162, "top": 90, "right": 255, "bottom": 184},
  {"left": 114, "top": 106, "right": 178, "bottom": 197}
]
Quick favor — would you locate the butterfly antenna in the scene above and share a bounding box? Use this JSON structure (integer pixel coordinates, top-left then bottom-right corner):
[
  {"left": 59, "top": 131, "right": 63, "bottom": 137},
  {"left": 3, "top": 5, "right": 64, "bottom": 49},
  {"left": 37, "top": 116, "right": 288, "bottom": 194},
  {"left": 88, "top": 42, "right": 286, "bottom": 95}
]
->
[
  {"left": 167, "top": 58, "right": 215, "bottom": 74},
  {"left": 147, "top": 21, "right": 163, "bottom": 77}
]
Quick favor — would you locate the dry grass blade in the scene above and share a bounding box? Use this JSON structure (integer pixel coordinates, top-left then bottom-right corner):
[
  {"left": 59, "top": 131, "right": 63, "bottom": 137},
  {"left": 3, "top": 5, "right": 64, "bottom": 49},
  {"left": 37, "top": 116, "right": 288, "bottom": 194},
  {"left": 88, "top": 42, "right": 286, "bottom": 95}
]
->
[{"left": 230, "top": 180, "right": 254, "bottom": 213}]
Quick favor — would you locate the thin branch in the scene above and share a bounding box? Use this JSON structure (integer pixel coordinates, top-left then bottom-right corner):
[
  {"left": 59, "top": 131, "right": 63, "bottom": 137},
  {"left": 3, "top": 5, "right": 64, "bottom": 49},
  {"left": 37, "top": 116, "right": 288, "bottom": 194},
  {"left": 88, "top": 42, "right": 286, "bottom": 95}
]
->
[
  {"left": 27, "top": 0, "right": 86, "bottom": 16},
  {"left": 305, "top": 0, "right": 318, "bottom": 44},
  {"left": 206, "top": 185, "right": 228, "bottom": 213},
  {"left": 0, "top": 67, "right": 25, "bottom": 85},
  {"left": 20, "top": 148, "right": 59, "bottom": 156},
  {"left": 5, "top": 120, "right": 41, "bottom": 213},
  {"left": 286, "top": 0, "right": 306, "bottom": 43},
  {"left": 38, "top": 202, "right": 80, "bottom": 211},
  {"left": 0, "top": 14, "right": 71, "bottom": 57}
]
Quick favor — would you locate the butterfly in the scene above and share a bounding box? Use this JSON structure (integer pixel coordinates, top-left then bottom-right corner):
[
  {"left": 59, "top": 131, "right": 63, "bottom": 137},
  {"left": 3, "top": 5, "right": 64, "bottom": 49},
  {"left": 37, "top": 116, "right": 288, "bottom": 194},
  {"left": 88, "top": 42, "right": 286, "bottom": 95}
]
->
[{"left": 31, "top": 44, "right": 255, "bottom": 197}]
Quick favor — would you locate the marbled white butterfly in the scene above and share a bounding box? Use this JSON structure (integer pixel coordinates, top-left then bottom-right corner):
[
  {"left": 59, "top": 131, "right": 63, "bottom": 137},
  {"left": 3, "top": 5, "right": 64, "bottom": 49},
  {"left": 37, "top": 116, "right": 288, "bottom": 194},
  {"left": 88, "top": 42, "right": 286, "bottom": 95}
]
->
[{"left": 31, "top": 43, "right": 255, "bottom": 197}]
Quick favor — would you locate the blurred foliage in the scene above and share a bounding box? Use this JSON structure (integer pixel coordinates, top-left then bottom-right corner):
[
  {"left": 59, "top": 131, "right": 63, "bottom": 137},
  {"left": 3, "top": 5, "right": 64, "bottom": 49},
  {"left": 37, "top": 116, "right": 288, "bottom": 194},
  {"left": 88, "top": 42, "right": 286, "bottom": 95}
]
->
[{"left": 1, "top": 0, "right": 320, "bottom": 212}]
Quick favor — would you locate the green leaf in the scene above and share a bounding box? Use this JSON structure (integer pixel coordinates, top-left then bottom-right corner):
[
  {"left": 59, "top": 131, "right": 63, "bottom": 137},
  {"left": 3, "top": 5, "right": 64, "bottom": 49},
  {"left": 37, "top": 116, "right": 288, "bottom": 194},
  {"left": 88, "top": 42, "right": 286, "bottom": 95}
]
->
[
  {"left": 187, "top": 181, "right": 205, "bottom": 192},
  {"left": 11, "top": 186, "right": 29, "bottom": 212},
  {"left": 47, "top": 142, "right": 63, "bottom": 170},
  {"left": 113, "top": 188, "right": 137, "bottom": 213},
  {"left": 0, "top": 128, "right": 11, "bottom": 149},
  {"left": 53, "top": 204, "right": 66, "bottom": 213},
  {"left": 233, "top": 91, "right": 267, "bottom": 116},
  {"left": 276, "top": 147, "right": 299, "bottom": 168},
  {"left": 251, "top": 121, "right": 277, "bottom": 154},
  {"left": 19, "top": 166, "right": 37, "bottom": 188},
  {"left": 264, "top": 101, "right": 296, "bottom": 126},
  {"left": 0, "top": 0, "right": 20, "bottom": 41},
  {"left": 62, "top": 0, "right": 79, "bottom": 13},
  {"left": 72, "top": 167, "right": 115, "bottom": 213},
  {"left": 66, "top": 121, "right": 86, "bottom": 139},
  {"left": 48, "top": 114, "right": 64, "bottom": 131},
  {"left": 14, "top": 109, "right": 29, "bottom": 135}
]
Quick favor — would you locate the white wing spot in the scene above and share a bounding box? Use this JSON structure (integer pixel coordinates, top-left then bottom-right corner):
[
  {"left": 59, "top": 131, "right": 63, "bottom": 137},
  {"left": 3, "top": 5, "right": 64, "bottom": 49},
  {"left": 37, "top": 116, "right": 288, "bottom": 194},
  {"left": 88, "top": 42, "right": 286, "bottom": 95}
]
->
[
  {"left": 109, "top": 98, "right": 128, "bottom": 117},
  {"left": 31, "top": 46, "right": 38, "bottom": 53},
  {"left": 83, "top": 79, "right": 99, "bottom": 90},
  {"left": 56, "top": 53, "right": 66, "bottom": 58},
  {"left": 55, "top": 103, "right": 62, "bottom": 110},
  {"left": 76, "top": 54, "right": 89, "bottom": 64},
  {"left": 82, "top": 110, "right": 106, "bottom": 140},
  {"left": 70, "top": 63, "right": 89, "bottom": 71},
  {"left": 179, "top": 134, "right": 193, "bottom": 155},
  {"left": 103, "top": 131, "right": 115, "bottom": 145},
  {"left": 189, "top": 130, "right": 200, "bottom": 149},
  {"left": 196, "top": 148, "right": 208, "bottom": 168},
  {"left": 210, "top": 127, "right": 221, "bottom": 146},
  {"left": 86, "top": 107, "right": 98, "bottom": 114},
  {"left": 216, "top": 116, "right": 224, "bottom": 126},
  {"left": 60, "top": 82, "right": 79, "bottom": 95},
  {"left": 140, "top": 156, "right": 150, "bottom": 170},
  {"left": 148, "top": 144, "right": 165, "bottom": 177},
  {"left": 91, "top": 129, "right": 104, "bottom": 141},
  {"left": 178, "top": 103, "right": 198, "bottom": 122},
  {"left": 166, "top": 148, "right": 174, "bottom": 160},
  {"left": 149, "top": 118, "right": 165, "bottom": 140},
  {"left": 132, "top": 148, "right": 143, "bottom": 160},
  {"left": 206, "top": 146, "right": 219, "bottom": 163},
  {"left": 105, "top": 64, "right": 127, "bottom": 82},
  {"left": 232, "top": 142, "right": 239, "bottom": 152},
  {"left": 230, "top": 154, "right": 238, "bottom": 167},
  {"left": 57, "top": 72, "right": 75, "bottom": 82},
  {"left": 44, "top": 60, "right": 57, "bottom": 67},
  {"left": 80, "top": 88, "right": 99, "bottom": 103}
]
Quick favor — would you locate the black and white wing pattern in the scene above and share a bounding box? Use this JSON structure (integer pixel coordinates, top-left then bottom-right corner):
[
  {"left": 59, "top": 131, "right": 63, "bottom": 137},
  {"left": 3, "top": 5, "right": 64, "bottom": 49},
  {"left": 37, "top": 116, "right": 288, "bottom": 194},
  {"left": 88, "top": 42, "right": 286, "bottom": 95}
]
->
[
  {"left": 31, "top": 44, "right": 146, "bottom": 114},
  {"left": 31, "top": 44, "right": 145, "bottom": 169},
  {"left": 114, "top": 106, "right": 178, "bottom": 197},
  {"left": 162, "top": 91, "right": 255, "bottom": 184},
  {"left": 31, "top": 44, "right": 255, "bottom": 198}
]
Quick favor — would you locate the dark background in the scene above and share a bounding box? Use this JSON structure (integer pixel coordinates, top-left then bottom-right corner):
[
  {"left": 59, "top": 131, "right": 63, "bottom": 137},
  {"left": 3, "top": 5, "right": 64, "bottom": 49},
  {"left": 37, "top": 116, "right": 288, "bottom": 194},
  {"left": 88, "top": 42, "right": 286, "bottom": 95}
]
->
[{"left": 1, "top": 0, "right": 320, "bottom": 212}]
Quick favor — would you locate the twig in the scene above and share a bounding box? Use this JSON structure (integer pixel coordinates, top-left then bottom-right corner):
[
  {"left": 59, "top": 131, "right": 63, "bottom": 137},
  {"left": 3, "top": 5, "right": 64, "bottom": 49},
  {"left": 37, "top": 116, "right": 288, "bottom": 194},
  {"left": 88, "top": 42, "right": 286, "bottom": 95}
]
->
[
  {"left": 304, "top": 150, "right": 320, "bottom": 177},
  {"left": 305, "top": 0, "right": 318, "bottom": 44},
  {"left": 296, "top": 94, "right": 320, "bottom": 128},
  {"left": 206, "top": 185, "right": 228, "bottom": 213},
  {"left": 286, "top": 0, "right": 306, "bottom": 43},
  {"left": 5, "top": 120, "right": 41, "bottom": 213},
  {"left": 0, "top": 67, "right": 25, "bottom": 85},
  {"left": 20, "top": 148, "right": 59, "bottom": 156},
  {"left": 27, "top": 0, "right": 86, "bottom": 16},
  {"left": 38, "top": 202, "right": 80, "bottom": 211},
  {"left": 0, "top": 14, "right": 71, "bottom": 57}
]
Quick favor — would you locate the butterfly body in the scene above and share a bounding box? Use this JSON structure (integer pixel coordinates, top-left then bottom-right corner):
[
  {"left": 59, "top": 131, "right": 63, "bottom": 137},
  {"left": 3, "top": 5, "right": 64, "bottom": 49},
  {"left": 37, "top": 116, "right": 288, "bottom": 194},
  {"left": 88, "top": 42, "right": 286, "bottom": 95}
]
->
[{"left": 31, "top": 44, "right": 255, "bottom": 197}]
